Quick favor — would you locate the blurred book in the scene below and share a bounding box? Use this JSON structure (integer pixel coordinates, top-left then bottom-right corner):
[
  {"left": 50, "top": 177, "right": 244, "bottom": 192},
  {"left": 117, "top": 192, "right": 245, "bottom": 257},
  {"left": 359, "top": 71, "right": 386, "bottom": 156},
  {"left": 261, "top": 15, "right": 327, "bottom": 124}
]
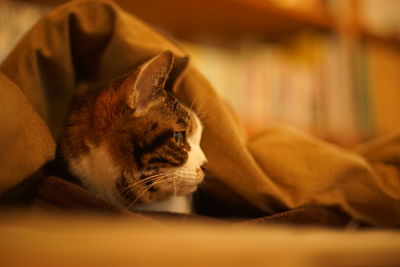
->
[
  {"left": 366, "top": 41, "right": 400, "bottom": 136},
  {"left": 182, "top": 30, "right": 400, "bottom": 145},
  {"left": 180, "top": 32, "right": 364, "bottom": 145}
]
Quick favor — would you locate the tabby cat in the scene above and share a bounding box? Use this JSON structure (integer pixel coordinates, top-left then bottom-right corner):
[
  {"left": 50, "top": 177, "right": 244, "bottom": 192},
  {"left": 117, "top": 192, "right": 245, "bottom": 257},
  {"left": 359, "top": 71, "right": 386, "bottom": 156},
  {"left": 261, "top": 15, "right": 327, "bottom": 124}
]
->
[{"left": 60, "top": 51, "right": 207, "bottom": 213}]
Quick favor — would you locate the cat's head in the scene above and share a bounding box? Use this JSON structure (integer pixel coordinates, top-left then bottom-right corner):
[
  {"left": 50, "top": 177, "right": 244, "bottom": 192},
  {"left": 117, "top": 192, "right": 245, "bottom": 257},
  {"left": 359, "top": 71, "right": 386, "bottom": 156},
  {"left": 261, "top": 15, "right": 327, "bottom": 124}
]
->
[{"left": 61, "top": 51, "right": 207, "bottom": 207}]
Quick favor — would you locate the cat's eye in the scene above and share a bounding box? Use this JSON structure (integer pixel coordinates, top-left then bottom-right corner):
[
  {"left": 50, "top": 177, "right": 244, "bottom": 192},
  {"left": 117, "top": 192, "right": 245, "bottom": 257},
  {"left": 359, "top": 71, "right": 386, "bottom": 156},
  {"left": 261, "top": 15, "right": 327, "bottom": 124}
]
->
[{"left": 173, "top": 131, "right": 185, "bottom": 145}]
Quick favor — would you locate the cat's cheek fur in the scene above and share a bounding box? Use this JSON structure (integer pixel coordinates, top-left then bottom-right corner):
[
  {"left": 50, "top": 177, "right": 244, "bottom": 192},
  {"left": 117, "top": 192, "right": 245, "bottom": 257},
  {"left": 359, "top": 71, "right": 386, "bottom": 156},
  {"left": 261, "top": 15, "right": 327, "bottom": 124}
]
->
[{"left": 69, "top": 143, "right": 121, "bottom": 204}]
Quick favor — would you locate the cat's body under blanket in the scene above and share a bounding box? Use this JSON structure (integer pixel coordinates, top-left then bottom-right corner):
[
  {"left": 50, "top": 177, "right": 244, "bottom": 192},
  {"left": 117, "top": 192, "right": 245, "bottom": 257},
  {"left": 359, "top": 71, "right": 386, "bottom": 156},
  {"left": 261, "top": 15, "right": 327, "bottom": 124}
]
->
[{"left": 59, "top": 51, "right": 207, "bottom": 213}]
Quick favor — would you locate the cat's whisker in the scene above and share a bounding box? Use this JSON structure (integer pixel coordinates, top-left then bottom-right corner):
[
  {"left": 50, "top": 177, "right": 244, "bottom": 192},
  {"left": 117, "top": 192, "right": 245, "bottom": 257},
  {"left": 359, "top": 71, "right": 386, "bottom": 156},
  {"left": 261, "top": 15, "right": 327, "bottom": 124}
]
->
[
  {"left": 184, "top": 94, "right": 202, "bottom": 124},
  {"left": 187, "top": 95, "right": 198, "bottom": 116},
  {"left": 118, "top": 177, "right": 157, "bottom": 195},
  {"left": 119, "top": 171, "right": 178, "bottom": 203},
  {"left": 119, "top": 171, "right": 172, "bottom": 195},
  {"left": 126, "top": 178, "right": 166, "bottom": 209},
  {"left": 164, "top": 174, "right": 199, "bottom": 186},
  {"left": 123, "top": 172, "right": 203, "bottom": 210},
  {"left": 116, "top": 174, "right": 164, "bottom": 196},
  {"left": 174, "top": 177, "right": 199, "bottom": 185},
  {"left": 190, "top": 94, "right": 220, "bottom": 128},
  {"left": 173, "top": 176, "right": 177, "bottom": 197},
  {"left": 127, "top": 176, "right": 180, "bottom": 208},
  {"left": 191, "top": 96, "right": 206, "bottom": 119}
]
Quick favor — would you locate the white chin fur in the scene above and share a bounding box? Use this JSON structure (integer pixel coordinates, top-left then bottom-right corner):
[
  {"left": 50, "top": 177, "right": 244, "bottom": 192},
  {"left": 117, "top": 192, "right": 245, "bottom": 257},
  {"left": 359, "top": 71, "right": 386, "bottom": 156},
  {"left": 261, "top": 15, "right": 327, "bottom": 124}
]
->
[
  {"left": 69, "top": 143, "right": 122, "bottom": 204},
  {"left": 134, "top": 195, "right": 193, "bottom": 213}
]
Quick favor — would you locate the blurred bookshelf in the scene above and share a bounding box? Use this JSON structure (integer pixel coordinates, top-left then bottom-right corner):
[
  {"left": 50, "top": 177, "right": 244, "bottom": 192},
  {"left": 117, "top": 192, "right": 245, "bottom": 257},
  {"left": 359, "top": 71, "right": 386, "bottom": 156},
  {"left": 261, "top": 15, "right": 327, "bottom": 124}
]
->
[{"left": 1, "top": 0, "right": 400, "bottom": 147}]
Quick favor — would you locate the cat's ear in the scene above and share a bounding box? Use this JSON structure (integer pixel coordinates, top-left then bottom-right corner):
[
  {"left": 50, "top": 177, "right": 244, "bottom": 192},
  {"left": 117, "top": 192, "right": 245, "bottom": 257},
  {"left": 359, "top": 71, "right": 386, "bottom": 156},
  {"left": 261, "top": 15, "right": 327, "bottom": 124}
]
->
[{"left": 125, "top": 50, "right": 174, "bottom": 112}]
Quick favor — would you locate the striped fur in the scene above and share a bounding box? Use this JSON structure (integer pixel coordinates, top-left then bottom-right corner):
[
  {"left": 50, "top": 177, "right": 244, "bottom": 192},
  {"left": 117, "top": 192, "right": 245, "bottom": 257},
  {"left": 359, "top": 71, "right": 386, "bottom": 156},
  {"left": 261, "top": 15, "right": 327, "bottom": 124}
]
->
[{"left": 60, "top": 51, "right": 207, "bottom": 211}]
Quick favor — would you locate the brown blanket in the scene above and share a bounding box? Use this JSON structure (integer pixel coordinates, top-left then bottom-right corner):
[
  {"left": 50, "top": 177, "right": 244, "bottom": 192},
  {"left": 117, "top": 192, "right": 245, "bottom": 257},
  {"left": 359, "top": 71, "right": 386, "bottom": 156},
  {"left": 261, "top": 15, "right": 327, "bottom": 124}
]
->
[{"left": 1, "top": 0, "right": 400, "bottom": 227}]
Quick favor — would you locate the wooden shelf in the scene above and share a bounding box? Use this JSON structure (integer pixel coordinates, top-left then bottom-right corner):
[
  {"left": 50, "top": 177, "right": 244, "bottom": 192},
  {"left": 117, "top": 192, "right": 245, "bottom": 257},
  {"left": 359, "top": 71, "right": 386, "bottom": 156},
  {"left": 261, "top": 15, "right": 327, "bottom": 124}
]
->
[
  {"left": 13, "top": 0, "right": 400, "bottom": 47},
  {"left": 98, "top": 0, "right": 336, "bottom": 41},
  {"left": 15, "top": 0, "right": 334, "bottom": 40},
  {"left": 361, "top": 28, "right": 400, "bottom": 47}
]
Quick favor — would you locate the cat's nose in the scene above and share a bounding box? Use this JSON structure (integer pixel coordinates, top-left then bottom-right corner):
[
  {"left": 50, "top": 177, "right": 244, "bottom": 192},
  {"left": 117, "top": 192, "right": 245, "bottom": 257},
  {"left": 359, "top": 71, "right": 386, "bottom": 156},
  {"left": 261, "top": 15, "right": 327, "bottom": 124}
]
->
[
  {"left": 200, "top": 162, "right": 208, "bottom": 172},
  {"left": 196, "top": 162, "right": 207, "bottom": 175}
]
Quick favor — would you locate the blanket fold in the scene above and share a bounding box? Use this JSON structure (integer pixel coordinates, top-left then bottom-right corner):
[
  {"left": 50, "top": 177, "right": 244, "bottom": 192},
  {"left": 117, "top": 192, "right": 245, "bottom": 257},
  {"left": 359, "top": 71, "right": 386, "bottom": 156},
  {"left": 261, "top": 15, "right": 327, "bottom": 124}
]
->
[{"left": 1, "top": 0, "right": 399, "bottom": 227}]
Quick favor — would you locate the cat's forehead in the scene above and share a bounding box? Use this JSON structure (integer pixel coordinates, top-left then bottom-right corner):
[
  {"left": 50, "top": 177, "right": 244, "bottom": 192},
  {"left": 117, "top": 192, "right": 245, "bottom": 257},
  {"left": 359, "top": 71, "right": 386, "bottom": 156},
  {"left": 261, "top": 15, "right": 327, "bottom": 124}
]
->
[{"left": 153, "top": 94, "right": 196, "bottom": 131}]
